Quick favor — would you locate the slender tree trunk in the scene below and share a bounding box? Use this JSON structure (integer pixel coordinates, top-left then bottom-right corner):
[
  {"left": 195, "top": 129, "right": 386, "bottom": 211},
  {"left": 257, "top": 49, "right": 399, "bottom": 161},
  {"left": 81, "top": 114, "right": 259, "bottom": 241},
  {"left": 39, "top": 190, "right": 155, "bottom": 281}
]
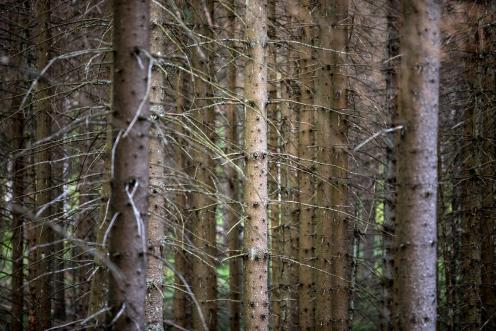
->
[
  {"left": 190, "top": 1, "right": 217, "bottom": 330},
  {"left": 11, "top": 102, "right": 25, "bottom": 331},
  {"left": 173, "top": 68, "right": 193, "bottom": 331},
  {"left": 382, "top": 1, "right": 398, "bottom": 329},
  {"left": 144, "top": 2, "right": 166, "bottom": 330},
  {"left": 315, "top": 0, "right": 350, "bottom": 329},
  {"left": 461, "top": 7, "right": 483, "bottom": 329},
  {"left": 9, "top": 3, "right": 29, "bottom": 328},
  {"left": 279, "top": 43, "right": 299, "bottom": 331},
  {"left": 87, "top": 6, "right": 113, "bottom": 327},
  {"left": 108, "top": 1, "right": 150, "bottom": 329},
  {"left": 294, "top": 2, "right": 315, "bottom": 330},
  {"left": 268, "top": 2, "right": 281, "bottom": 329},
  {"left": 32, "top": 1, "right": 54, "bottom": 329},
  {"left": 226, "top": 2, "right": 242, "bottom": 329},
  {"left": 394, "top": 0, "right": 440, "bottom": 330},
  {"left": 243, "top": 0, "right": 269, "bottom": 329}
]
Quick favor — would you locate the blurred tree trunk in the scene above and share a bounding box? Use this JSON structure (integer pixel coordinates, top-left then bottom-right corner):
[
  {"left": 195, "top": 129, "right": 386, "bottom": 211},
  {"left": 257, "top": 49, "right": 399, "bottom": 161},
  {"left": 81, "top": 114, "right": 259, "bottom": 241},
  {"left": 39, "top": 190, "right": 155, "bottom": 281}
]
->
[
  {"left": 226, "top": 1, "right": 242, "bottom": 329},
  {"left": 243, "top": 0, "right": 270, "bottom": 329},
  {"left": 315, "top": 0, "right": 350, "bottom": 329},
  {"left": 190, "top": 1, "right": 218, "bottom": 330},
  {"left": 174, "top": 68, "right": 193, "bottom": 330},
  {"left": 32, "top": 1, "right": 54, "bottom": 329},
  {"left": 382, "top": 1, "right": 398, "bottom": 329},
  {"left": 394, "top": 0, "right": 440, "bottom": 330},
  {"left": 478, "top": 2, "right": 496, "bottom": 328},
  {"left": 460, "top": 5, "right": 482, "bottom": 329},
  {"left": 9, "top": 2, "right": 29, "bottom": 329},
  {"left": 294, "top": 1, "right": 315, "bottom": 329},
  {"left": 279, "top": 40, "right": 299, "bottom": 331},
  {"left": 87, "top": 5, "right": 112, "bottom": 328},
  {"left": 108, "top": 0, "right": 150, "bottom": 329}
]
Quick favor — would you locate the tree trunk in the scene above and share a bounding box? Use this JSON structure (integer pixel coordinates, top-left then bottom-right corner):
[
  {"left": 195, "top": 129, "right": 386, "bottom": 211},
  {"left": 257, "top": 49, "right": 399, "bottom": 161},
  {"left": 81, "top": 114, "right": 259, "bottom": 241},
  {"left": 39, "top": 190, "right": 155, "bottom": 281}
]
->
[
  {"left": 226, "top": 1, "right": 242, "bottom": 329},
  {"left": 173, "top": 67, "right": 193, "bottom": 331},
  {"left": 315, "top": 0, "right": 350, "bottom": 329},
  {"left": 144, "top": 2, "right": 166, "bottom": 330},
  {"left": 243, "top": 0, "right": 270, "bottom": 329},
  {"left": 9, "top": 3, "right": 29, "bottom": 328},
  {"left": 279, "top": 42, "right": 299, "bottom": 331},
  {"left": 382, "top": 1, "right": 398, "bottom": 329},
  {"left": 32, "top": 1, "right": 54, "bottom": 329},
  {"left": 394, "top": 0, "right": 440, "bottom": 330},
  {"left": 294, "top": 2, "right": 315, "bottom": 330},
  {"left": 108, "top": 0, "right": 150, "bottom": 329},
  {"left": 190, "top": 1, "right": 218, "bottom": 330},
  {"left": 87, "top": 6, "right": 113, "bottom": 327}
]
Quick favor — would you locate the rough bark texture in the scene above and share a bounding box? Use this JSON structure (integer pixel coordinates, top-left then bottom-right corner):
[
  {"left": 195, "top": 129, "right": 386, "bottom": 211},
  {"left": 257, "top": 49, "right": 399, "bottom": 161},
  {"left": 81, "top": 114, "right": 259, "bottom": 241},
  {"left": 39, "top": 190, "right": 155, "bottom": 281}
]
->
[
  {"left": 394, "top": 0, "right": 440, "bottom": 330},
  {"left": 32, "top": 1, "right": 53, "bottom": 329},
  {"left": 315, "top": 0, "right": 350, "bottom": 329},
  {"left": 190, "top": 1, "right": 218, "bottom": 330},
  {"left": 382, "top": 1, "right": 398, "bottom": 329},
  {"left": 243, "top": 0, "right": 270, "bottom": 329},
  {"left": 294, "top": 2, "right": 315, "bottom": 330},
  {"left": 144, "top": 2, "right": 166, "bottom": 330},
  {"left": 108, "top": 0, "right": 150, "bottom": 329}
]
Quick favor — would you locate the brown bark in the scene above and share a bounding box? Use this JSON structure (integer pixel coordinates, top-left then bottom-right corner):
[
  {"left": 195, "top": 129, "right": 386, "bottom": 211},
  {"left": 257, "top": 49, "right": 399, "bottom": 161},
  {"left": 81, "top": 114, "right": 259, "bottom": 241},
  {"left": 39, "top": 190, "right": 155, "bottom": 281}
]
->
[
  {"left": 292, "top": 2, "right": 315, "bottom": 330},
  {"left": 268, "top": 1, "right": 281, "bottom": 328},
  {"left": 315, "top": 0, "right": 350, "bottom": 329},
  {"left": 460, "top": 6, "right": 482, "bottom": 329},
  {"left": 9, "top": 3, "right": 29, "bottom": 329},
  {"left": 279, "top": 43, "right": 299, "bottom": 331},
  {"left": 87, "top": 5, "right": 112, "bottom": 328},
  {"left": 108, "top": 0, "right": 150, "bottom": 329},
  {"left": 32, "top": 1, "right": 54, "bottom": 329},
  {"left": 382, "top": 1, "right": 398, "bottom": 329},
  {"left": 243, "top": 0, "right": 270, "bottom": 329},
  {"left": 144, "top": 2, "right": 167, "bottom": 330},
  {"left": 190, "top": 1, "right": 218, "bottom": 330},
  {"left": 394, "top": 0, "right": 440, "bottom": 330},
  {"left": 226, "top": 2, "right": 242, "bottom": 329},
  {"left": 173, "top": 68, "right": 193, "bottom": 331}
]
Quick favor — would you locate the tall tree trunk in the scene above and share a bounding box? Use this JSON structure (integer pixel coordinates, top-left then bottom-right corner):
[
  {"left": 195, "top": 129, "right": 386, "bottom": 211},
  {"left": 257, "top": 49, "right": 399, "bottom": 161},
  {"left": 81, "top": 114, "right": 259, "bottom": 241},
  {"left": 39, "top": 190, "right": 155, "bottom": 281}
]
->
[
  {"left": 268, "top": 2, "right": 281, "bottom": 329},
  {"left": 394, "top": 0, "right": 440, "bottom": 330},
  {"left": 279, "top": 42, "right": 299, "bottom": 331},
  {"left": 190, "top": 1, "right": 218, "bottom": 330},
  {"left": 144, "top": 2, "right": 166, "bottom": 330},
  {"left": 87, "top": 6, "right": 113, "bottom": 327},
  {"left": 294, "top": 2, "right": 315, "bottom": 330},
  {"left": 315, "top": 0, "right": 350, "bottom": 329},
  {"left": 9, "top": 2, "right": 29, "bottom": 328},
  {"left": 11, "top": 95, "right": 25, "bottom": 331},
  {"left": 460, "top": 6, "right": 482, "bottom": 329},
  {"left": 173, "top": 67, "right": 193, "bottom": 331},
  {"left": 108, "top": 0, "right": 150, "bottom": 329},
  {"left": 226, "top": 1, "right": 242, "bottom": 329},
  {"left": 382, "top": 1, "right": 398, "bottom": 329},
  {"left": 32, "top": 1, "right": 54, "bottom": 329},
  {"left": 243, "top": 0, "right": 270, "bottom": 329}
]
